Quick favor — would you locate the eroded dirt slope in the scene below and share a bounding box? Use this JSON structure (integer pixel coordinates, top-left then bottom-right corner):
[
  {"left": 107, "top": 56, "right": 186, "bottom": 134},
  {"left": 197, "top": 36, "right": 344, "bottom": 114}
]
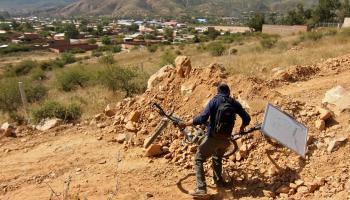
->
[{"left": 1, "top": 55, "right": 350, "bottom": 200}]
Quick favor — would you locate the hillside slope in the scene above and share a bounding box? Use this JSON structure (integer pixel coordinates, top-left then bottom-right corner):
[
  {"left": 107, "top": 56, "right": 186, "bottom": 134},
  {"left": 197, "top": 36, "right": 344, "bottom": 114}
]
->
[
  {"left": 0, "top": 0, "right": 76, "bottom": 13},
  {"left": 58, "top": 0, "right": 317, "bottom": 17},
  {"left": 1, "top": 54, "right": 349, "bottom": 199}
]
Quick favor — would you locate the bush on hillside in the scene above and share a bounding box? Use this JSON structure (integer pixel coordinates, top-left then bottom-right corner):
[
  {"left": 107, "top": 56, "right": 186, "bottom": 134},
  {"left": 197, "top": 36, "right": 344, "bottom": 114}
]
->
[
  {"left": 68, "top": 48, "right": 86, "bottom": 54},
  {"left": 260, "top": 37, "right": 278, "bottom": 49},
  {"left": 56, "top": 66, "right": 91, "bottom": 92},
  {"left": 87, "top": 38, "right": 97, "bottom": 44},
  {"left": 91, "top": 50, "right": 103, "bottom": 57},
  {"left": 3, "top": 59, "right": 37, "bottom": 77},
  {"left": 207, "top": 42, "right": 226, "bottom": 56},
  {"left": 96, "top": 45, "right": 122, "bottom": 53},
  {"left": 0, "top": 44, "right": 29, "bottom": 55},
  {"left": 0, "top": 78, "right": 47, "bottom": 112},
  {"left": 59, "top": 53, "right": 76, "bottom": 65},
  {"left": 98, "top": 65, "right": 147, "bottom": 97},
  {"left": 30, "top": 67, "right": 46, "bottom": 81},
  {"left": 300, "top": 31, "right": 323, "bottom": 41},
  {"left": 99, "top": 53, "right": 115, "bottom": 66},
  {"left": 147, "top": 45, "right": 158, "bottom": 53},
  {"left": 31, "top": 101, "right": 81, "bottom": 123}
]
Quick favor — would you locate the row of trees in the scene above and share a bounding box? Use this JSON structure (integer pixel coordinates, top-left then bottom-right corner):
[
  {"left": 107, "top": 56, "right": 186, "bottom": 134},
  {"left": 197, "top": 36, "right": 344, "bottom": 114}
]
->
[{"left": 248, "top": 0, "right": 350, "bottom": 31}]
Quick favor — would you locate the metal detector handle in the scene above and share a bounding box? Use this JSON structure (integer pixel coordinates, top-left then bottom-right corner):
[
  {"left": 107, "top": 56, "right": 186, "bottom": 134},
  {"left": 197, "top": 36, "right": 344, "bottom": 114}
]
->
[
  {"left": 152, "top": 103, "right": 166, "bottom": 116},
  {"left": 232, "top": 124, "right": 262, "bottom": 141}
]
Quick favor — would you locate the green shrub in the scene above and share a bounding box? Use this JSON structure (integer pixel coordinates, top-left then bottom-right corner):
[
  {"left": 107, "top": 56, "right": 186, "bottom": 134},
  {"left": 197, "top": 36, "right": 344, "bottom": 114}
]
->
[
  {"left": 99, "top": 53, "right": 115, "bottom": 66},
  {"left": 56, "top": 66, "right": 91, "bottom": 91},
  {"left": 9, "top": 112, "right": 26, "bottom": 125},
  {"left": 25, "top": 84, "right": 47, "bottom": 103},
  {"left": 30, "top": 67, "right": 46, "bottom": 80},
  {"left": 207, "top": 42, "right": 226, "bottom": 56},
  {"left": 4, "top": 59, "right": 37, "bottom": 77},
  {"left": 68, "top": 48, "right": 86, "bottom": 54},
  {"left": 160, "top": 50, "right": 176, "bottom": 66},
  {"left": 31, "top": 101, "right": 82, "bottom": 122},
  {"left": 260, "top": 37, "right": 278, "bottom": 49},
  {"left": 87, "top": 38, "right": 97, "bottom": 44},
  {"left": 96, "top": 45, "right": 122, "bottom": 53},
  {"left": 0, "top": 44, "right": 29, "bottom": 55},
  {"left": 300, "top": 31, "right": 323, "bottom": 41},
  {"left": 102, "top": 36, "right": 112, "bottom": 45},
  {"left": 92, "top": 50, "right": 103, "bottom": 57},
  {"left": 147, "top": 45, "right": 158, "bottom": 53},
  {"left": 59, "top": 53, "right": 76, "bottom": 65},
  {"left": 98, "top": 65, "right": 147, "bottom": 97},
  {"left": 0, "top": 78, "right": 47, "bottom": 112}
]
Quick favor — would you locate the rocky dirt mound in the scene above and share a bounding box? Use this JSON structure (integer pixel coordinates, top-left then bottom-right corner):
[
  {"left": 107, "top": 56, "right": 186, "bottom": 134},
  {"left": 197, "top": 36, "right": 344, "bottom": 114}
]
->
[
  {"left": 1, "top": 55, "right": 350, "bottom": 199},
  {"left": 81, "top": 55, "right": 350, "bottom": 199}
]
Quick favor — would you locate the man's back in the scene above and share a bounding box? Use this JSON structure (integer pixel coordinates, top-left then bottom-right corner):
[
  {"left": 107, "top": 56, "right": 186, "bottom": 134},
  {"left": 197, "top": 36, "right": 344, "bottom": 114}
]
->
[{"left": 193, "top": 93, "right": 251, "bottom": 137}]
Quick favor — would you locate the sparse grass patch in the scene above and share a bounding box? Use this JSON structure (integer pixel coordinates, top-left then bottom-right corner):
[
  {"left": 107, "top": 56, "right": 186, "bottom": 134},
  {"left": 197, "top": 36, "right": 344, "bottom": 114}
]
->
[
  {"left": 0, "top": 77, "right": 47, "bottom": 112},
  {"left": 147, "top": 45, "right": 158, "bottom": 53},
  {"left": 299, "top": 31, "right": 323, "bottom": 41},
  {"left": 3, "top": 59, "right": 37, "bottom": 77},
  {"left": 31, "top": 101, "right": 81, "bottom": 123},
  {"left": 260, "top": 37, "right": 278, "bottom": 49}
]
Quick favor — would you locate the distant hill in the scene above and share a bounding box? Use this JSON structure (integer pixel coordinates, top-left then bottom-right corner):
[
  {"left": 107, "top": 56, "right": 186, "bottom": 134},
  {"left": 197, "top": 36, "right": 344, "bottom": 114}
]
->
[
  {"left": 58, "top": 0, "right": 318, "bottom": 17},
  {"left": 0, "top": 0, "right": 76, "bottom": 13},
  {"left": 0, "top": 0, "right": 317, "bottom": 17}
]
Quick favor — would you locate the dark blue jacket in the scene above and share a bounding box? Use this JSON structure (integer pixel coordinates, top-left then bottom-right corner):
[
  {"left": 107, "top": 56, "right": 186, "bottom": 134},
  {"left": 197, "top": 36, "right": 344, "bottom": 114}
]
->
[{"left": 192, "top": 93, "right": 251, "bottom": 137}]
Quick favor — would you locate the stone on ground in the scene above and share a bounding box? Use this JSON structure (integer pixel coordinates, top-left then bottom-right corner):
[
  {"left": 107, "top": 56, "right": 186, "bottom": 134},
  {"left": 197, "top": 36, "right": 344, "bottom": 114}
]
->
[
  {"left": 315, "top": 119, "right": 326, "bottom": 131},
  {"left": 1, "top": 122, "right": 16, "bottom": 137},
  {"left": 104, "top": 104, "right": 116, "bottom": 117},
  {"left": 128, "top": 111, "right": 141, "bottom": 122},
  {"left": 36, "top": 118, "right": 61, "bottom": 131},
  {"left": 327, "top": 137, "right": 348, "bottom": 152},
  {"left": 145, "top": 144, "right": 163, "bottom": 157}
]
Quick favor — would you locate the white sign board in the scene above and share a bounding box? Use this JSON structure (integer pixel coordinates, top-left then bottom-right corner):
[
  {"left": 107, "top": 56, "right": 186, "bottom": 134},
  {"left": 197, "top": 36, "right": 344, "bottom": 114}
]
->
[{"left": 261, "top": 103, "right": 308, "bottom": 158}]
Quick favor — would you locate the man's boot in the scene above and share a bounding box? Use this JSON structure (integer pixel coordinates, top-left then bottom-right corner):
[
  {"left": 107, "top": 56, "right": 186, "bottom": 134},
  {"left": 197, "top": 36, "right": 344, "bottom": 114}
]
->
[
  {"left": 214, "top": 179, "right": 231, "bottom": 188},
  {"left": 189, "top": 188, "right": 207, "bottom": 196}
]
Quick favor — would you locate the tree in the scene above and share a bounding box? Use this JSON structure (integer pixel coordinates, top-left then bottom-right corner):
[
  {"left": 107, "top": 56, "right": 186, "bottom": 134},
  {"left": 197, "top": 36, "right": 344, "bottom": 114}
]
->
[
  {"left": 101, "top": 36, "right": 112, "bottom": 45},
  {"left": 98, "top": 65, "right": 142, "bottom": 97},
  {"left": 127, "top": 24, "right": 139, "bottom": 32},
  {"left": 312, "top": 0, "right": 341, "bottom": 23},
  {"left": 206, "top": 27, "right": 220, "bottom": 40},
  {"left": 96, "top": 24, "right": 103, "bottom": 36},
  {"left": 267, "top": 12, "right": 278, "bottom": 24},
  {"left": 0, "top": 23, "right": 11, "bottom": 31},
  {"left": 247, "top": 13, "right": 265, "bottom": 32},
  {"left": 337, "top": 0, "right": 350, "bottom": 22},
  {"left": 63, "top": 23, "right": 79, "bottom": 39},
  {"left": 11, "top": 20, "right": 20, "bottom": 31},
  {"left": 19, "top": 22, "right": 34, "bottom": 32},
  {"left": 164, "top": 28, "right": 174, "bottom": 40}
]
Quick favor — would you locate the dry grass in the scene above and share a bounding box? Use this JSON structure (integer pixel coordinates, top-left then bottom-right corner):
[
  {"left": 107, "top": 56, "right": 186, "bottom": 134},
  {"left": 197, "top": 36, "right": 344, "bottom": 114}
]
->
[{"left": 2, "top": 29, "right": 350, "bottom": 123}]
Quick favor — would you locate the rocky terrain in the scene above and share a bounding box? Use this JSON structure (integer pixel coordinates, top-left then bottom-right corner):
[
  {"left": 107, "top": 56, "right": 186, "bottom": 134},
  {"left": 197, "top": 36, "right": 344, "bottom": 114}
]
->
[{"left": 0, "top": 54, "right": 350, "bottom": 200}]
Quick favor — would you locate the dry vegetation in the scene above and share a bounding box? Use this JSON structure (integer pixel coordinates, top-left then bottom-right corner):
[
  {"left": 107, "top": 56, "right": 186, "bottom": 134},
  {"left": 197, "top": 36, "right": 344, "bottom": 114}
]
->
[{"left": 1, "top": 28, "right": 350, "bottom": 123}]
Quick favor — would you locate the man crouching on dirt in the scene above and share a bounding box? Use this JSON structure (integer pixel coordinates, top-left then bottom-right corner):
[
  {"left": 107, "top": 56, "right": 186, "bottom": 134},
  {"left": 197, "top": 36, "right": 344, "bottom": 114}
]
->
[{"left": 179, "top": 83, "right": 251, "bottom": 196}]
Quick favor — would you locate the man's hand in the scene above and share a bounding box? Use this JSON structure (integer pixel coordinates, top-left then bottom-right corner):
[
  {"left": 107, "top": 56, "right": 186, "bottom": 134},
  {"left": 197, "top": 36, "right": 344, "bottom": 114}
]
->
[
  {"left": 239, "top": 125, "right": 246, "bottom": 134},
  {"left": 178, "top": 120, "right": 192, "bottom": 129}
]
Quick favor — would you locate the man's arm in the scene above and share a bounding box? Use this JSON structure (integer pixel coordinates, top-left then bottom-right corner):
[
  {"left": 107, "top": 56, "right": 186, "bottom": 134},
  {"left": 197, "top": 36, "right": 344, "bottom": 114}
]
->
[
  {"left": 235, "top": 102, "right": 251, "bottom": 133},
  {"left": 180, "top": 99, "right": 213, "bottom": 128}
]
